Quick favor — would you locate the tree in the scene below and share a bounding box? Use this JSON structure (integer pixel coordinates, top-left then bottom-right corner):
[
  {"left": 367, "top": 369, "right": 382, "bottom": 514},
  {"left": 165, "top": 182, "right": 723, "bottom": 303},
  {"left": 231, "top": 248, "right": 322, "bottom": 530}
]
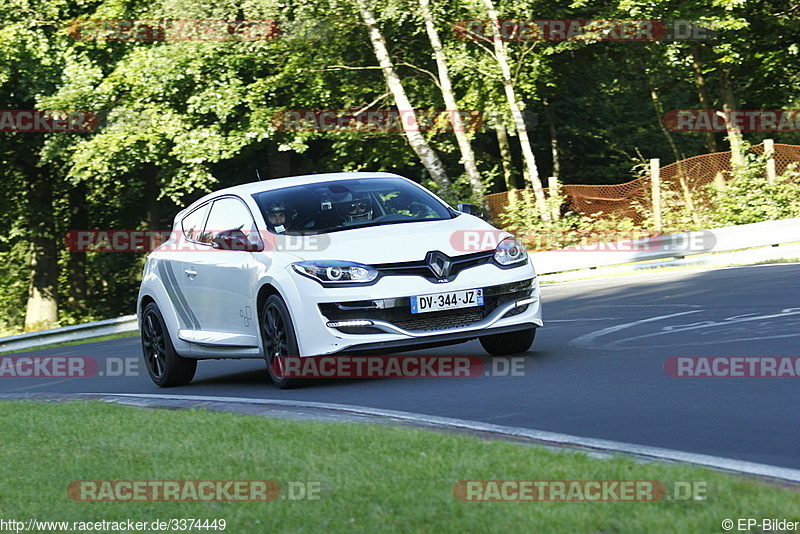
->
[
  {"left": 478, "top": 0, "right": 548, "bottom": 217},
  {"left": 0, "top": 0, "right": 77, "bottom": 330},
  {"left": 353, "top": 0, "right": 455, "bottom": 201},
  {"left": 418, "top": 0, "right": 484, "bottom": 200}
]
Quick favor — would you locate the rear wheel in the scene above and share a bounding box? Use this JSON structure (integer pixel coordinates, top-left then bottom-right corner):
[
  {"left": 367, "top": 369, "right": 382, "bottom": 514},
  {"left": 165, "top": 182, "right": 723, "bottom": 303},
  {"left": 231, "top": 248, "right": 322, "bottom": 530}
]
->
[
  {"left": 140, "top": 302, "right": 197, "bottom": 387},
  {"left": 260, "top": 294, "right": 306, "bottom": 389},
  {"left": 479, "top": 328, "right": 536, "bottom": 356}
]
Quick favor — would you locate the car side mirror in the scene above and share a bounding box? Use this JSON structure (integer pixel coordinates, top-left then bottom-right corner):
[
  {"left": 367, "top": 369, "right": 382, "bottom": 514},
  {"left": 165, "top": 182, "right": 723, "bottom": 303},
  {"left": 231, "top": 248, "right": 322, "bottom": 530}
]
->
[
  {"left": 457, "top": 203, "right": 486, "bottom": 220},
  {"left": 212, "top": 229, "right": 263, "bottom": 252}
]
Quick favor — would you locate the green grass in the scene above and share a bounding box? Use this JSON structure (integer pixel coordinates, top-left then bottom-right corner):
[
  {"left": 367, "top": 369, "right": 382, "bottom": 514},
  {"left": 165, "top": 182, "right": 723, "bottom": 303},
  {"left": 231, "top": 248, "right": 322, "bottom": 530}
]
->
[{"left": 0, "top": 401, "right": 797, "bottom": 533}]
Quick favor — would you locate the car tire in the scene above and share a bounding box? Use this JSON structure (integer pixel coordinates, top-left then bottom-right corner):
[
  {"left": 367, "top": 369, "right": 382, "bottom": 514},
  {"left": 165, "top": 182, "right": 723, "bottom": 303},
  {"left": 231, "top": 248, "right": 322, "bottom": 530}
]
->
[
  {"left": 140, "top": 302, "right": 197, "bottom": 387},
  {"left": 260, "top": 294, "right": 306, "bottom": 389},
  {"left": 479, "top": 327, "right": 536, "bottom": 356}
]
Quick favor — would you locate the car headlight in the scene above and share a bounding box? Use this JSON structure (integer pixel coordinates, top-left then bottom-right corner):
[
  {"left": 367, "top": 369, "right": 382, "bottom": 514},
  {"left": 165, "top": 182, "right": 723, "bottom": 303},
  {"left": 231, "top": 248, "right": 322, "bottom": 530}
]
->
[
  {"left": 494, "top": 236, "right": 528, "bottom": 266},
  {"left": 292, "top": 260, "right": 379, "bottom": 284}
]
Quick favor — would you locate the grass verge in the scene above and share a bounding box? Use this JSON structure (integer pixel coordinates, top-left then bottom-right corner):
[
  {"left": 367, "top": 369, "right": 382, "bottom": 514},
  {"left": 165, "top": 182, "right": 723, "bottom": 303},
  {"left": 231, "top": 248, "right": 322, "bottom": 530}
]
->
[
  {"left": 0, "top": 330, "right": 138, "bottom": 355},
  {"left": 0, "top": 401, "right": 797, "bottom": 533}
]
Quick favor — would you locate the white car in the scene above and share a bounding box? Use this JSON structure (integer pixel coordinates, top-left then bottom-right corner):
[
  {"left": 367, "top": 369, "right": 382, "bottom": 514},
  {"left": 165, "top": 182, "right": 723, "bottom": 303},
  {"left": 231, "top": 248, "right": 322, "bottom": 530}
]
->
[{"left": 137, "top": 172, "right": 543, "bottom": 388}]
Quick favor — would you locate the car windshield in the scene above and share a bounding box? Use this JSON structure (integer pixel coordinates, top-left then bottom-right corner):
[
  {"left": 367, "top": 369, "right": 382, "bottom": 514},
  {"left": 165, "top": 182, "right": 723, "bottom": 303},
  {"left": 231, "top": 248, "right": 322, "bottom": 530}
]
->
[{"left": 253, "top": 177, "right": 454, "bottom": 235}]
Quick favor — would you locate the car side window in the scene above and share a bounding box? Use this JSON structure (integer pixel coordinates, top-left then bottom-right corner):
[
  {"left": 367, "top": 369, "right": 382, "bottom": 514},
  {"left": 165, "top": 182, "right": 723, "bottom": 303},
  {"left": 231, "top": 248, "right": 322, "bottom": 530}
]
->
[
  {"left": 181, "top": 202, "right": 211, "bottom": 242},
  {"left": 200, "top": 197, "right": 260, "bottom": 245}
]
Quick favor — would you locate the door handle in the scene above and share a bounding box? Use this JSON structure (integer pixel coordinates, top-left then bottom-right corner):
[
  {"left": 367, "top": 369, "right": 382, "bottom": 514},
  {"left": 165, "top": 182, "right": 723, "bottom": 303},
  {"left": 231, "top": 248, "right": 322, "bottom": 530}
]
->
[{"left": 184, "top": 268, "right": 197, "bottom": 279}]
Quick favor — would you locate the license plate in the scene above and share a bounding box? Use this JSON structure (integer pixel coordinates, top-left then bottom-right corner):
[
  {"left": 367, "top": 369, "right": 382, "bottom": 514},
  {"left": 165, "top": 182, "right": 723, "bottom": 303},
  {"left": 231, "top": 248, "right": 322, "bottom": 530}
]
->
[{"left": 410, "top": 288, "right": 483, "bottom": 314}]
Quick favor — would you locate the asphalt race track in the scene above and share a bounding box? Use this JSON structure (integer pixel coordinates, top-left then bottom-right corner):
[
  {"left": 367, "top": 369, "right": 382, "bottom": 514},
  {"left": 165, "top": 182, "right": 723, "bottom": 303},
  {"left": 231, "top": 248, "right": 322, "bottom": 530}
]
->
[{"left": 2, "top": 263, "right": 799, "bottom": 470}]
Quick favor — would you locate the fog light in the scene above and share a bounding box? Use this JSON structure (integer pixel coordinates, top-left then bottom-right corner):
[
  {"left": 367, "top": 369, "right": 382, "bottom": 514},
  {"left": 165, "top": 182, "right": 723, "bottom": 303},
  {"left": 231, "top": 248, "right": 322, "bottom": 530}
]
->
[{"left": 326, "top": 320, "right": 375, "bottom": 328}]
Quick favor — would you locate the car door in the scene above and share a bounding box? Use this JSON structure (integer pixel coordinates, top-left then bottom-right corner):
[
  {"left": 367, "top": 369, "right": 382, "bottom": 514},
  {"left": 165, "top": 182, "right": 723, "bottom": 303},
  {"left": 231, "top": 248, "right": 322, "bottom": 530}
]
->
[{"left": 179, "top": 196, "right": 263, "bottom": 349}]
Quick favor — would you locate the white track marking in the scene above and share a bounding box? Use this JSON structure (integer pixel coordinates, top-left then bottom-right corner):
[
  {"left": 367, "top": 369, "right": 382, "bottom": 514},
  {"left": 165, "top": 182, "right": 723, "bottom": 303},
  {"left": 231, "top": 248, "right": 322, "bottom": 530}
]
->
[{"left": 569, "top": 310, "right": 702, "bottom": 350}]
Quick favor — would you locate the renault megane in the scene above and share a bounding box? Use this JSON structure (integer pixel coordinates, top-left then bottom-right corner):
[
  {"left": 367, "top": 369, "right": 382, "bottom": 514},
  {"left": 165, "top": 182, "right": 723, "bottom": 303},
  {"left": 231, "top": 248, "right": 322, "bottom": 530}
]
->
[{"left": 137, "top": 172, "right": 543, "bottom": 388}]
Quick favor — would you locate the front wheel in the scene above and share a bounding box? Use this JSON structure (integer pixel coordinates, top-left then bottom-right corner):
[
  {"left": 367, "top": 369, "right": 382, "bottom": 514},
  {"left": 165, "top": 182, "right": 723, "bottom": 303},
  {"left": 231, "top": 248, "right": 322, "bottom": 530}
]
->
[
  {"left": 140, "top": 302, "right": 197, "bottom": 387},
  {"left": 260, "top": 294, "right": 306, "bottom": 389},
  {"left": 479, "top": 328, "right": 536, "bottom": 356}
]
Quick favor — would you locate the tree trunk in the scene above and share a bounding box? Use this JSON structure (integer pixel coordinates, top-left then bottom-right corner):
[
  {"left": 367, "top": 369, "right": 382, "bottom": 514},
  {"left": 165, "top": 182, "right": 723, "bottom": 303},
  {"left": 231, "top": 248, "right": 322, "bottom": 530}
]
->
[
  {"left": 648, "top": 80, "right": 700, "bottom": 225},
  {"left": 719, "top": 67, "right": 745, "bottom": 168},
  {"left": 24, "top": 169, "right": 58, "bottom": 331},
  {"left": 543, "top": 98, "right": 560, "bottom": 181},
  {"left": 66, "top": 181, "right": 87, "bottom": 315},
  {"left": 690, "top": 45, "right": 719, "bottom": 153},
  {"left": 142, "top": 166, "right": 160, "bottom": 231},
  {"left": 419, "top": 0, "right": 483, "bottom": 201},
  {"left": 481, "top": 0, "right": 548, "bottom": 218},
  {"left": 492, "top": 112, "right": 516, "bottom": 190},
  {"left": 354, "top": 0, "right": 454, "bottom": 201},
  {"left": 141, "top": 165, "right": 169, "bottom": 252},
  {"left": 649, "top": 86, "right": 685, "bottom": 164}
]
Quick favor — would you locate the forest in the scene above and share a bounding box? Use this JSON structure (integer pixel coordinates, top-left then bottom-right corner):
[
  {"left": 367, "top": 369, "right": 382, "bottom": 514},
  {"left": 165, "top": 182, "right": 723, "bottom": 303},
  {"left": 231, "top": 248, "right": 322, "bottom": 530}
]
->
[{"left": 1, "top": 0, "right": 799, "bottom": 333}]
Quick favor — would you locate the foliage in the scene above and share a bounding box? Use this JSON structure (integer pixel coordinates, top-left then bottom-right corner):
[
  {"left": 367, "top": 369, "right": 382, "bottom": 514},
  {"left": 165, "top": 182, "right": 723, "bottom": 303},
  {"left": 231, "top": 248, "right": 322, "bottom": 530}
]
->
[
  {"left": 0, "top": 242, "right": 31, "bottom": 336},
  {"left": 706, "top": 158, "right": 800, "bottom": 226},
  {"left": 628, "top": 160, "right": 708, "bottom": 235},
  {"left": 499, "top": 187, "right": 655, "bottom": 252},
  {"left": 500, "top": 153, "right": 800, "bottom": 252},
  {"left": 499, "top": 184, "right": 582, "bottom": 251}
]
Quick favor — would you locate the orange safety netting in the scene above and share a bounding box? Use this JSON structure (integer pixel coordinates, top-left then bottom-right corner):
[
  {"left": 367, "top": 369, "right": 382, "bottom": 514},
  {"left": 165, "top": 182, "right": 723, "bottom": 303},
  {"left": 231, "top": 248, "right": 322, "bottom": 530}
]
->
[{"left": 486, "top": 143, "right": 800, "bottom": 225}]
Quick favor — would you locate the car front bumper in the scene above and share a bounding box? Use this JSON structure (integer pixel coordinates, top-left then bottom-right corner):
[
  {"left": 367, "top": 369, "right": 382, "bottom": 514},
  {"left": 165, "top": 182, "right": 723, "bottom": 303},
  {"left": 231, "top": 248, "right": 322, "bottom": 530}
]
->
[{"left": 281, "top": 261, "right": 543, "bottom": 356}]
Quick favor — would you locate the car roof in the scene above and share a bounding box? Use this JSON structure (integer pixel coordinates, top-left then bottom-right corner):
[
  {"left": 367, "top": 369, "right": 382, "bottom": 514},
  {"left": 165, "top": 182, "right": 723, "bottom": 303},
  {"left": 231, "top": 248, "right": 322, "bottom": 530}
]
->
[
  {"left": 175, "top": 172, "right": 419, "bottom": 222},
  {"left": 202, "top": 172, "right": 408, "bottom": 200}
]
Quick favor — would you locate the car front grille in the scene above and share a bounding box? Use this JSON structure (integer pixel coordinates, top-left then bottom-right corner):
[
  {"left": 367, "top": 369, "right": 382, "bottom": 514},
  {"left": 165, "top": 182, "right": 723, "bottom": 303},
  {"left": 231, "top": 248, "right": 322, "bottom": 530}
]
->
[
  {"left": 393, "top": 309, "right": 484, "bottom": 332},
  {"left": 319, "top": 279, "right": 533, "bottom": 334},
  {"left": 371, "top": 250, "right": 494, "bottom": 282}
]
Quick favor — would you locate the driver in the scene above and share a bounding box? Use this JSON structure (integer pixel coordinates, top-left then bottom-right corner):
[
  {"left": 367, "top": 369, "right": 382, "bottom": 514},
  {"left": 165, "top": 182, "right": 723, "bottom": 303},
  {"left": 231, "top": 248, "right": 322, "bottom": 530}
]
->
[
  {"left": 266, "top": 202, "right": 292, "bottom": 233},
  {"left": 336, "top": 194, "right": 373, "bottom": 222}
]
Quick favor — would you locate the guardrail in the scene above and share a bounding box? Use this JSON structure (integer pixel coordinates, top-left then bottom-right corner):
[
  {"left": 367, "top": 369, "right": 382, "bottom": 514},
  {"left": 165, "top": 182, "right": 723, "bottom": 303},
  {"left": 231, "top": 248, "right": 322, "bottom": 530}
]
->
[
  {"left": 530, "top": 217, "right": 800, "bottom": 275},
  {"left": 0, "top": 315, "right": 138, "bottom": 353}
]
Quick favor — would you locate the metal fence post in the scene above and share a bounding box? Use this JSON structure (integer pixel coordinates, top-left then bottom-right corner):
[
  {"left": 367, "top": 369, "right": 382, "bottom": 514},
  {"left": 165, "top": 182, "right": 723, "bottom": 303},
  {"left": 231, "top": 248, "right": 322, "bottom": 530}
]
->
[
  {"left": 547, "top": 176, "right": 560, "bottom": 220},
  {"left": 764, "top": 138, "right": 776, "bottom": 184}
]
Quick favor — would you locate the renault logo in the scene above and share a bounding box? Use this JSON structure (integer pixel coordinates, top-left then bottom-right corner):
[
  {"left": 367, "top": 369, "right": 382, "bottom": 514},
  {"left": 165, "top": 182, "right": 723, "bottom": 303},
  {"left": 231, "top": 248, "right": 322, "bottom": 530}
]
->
[{"left": 425, "top": 251, "right": 452, "bottom": 280}]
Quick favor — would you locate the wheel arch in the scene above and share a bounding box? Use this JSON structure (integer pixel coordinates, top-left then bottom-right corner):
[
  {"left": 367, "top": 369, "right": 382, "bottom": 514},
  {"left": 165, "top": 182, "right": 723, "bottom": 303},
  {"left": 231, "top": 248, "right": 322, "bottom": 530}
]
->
[
  {"left": 137, "top": 279, "right": 189, "bottom": 357},
  {"left": 256, "top": 283, "right": 282, "bottom": 313},
  {"left": 255, "top": 279, "right": 314, "bottom": 356},
  {"left": 138, "top": 294, "right": 156, "bottom": 314}
]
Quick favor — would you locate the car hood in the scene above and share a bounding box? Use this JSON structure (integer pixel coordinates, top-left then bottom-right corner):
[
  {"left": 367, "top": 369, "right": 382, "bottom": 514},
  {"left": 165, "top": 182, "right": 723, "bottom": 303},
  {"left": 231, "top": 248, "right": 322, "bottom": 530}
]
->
[{"left": 283, "top": 215, "right": 511, "bottom": 264}]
